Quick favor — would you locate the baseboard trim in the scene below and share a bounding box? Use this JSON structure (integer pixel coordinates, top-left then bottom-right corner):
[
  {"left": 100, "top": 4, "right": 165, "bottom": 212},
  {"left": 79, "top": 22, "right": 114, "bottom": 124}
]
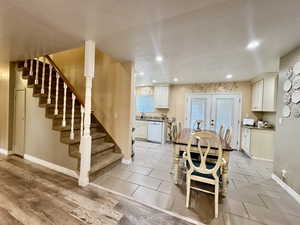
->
[
  {"left": 252, "top": 156, "right": 273, "bottom": 162},
  {"left": 0, "top": 148, "right": 8, "bottom": 155},
  {"left": 24, "top": 154, "right": 78, "bottom": 179},
  {"left": 121, "top": 158, "right": 132, "bottom": 165},
  {"left": 272, "top": 173, "right": 300, "bottom": 204},
  {"left": 90, "top": 183, "right": 204, "bottom": 225}
]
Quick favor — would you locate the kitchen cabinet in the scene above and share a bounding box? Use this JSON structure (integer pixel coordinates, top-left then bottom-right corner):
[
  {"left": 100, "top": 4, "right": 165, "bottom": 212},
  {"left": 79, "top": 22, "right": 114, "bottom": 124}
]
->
[
  {"left": 241, "top": 127, "right": 274, "bottom": 161},
  {"left": 251, "top": 79, "right": 264, "bottom": 111},
  {"left": 154, "top": 86, "right": 169, "bottom": 108},
  {"left": 251, "top": 75, "right": 277, "bottom": 112},
  {"left": 262, "top": 76, "right": 277, "bottom": 111},
  {"left": 135, "top": 120, "right": 148, "bottom": 139}
]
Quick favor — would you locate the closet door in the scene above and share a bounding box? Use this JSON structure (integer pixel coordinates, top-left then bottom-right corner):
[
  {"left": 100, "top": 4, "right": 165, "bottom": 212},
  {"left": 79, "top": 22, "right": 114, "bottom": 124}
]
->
[{"left": 14, "top": 90, "right": 25, "bottom": 156}]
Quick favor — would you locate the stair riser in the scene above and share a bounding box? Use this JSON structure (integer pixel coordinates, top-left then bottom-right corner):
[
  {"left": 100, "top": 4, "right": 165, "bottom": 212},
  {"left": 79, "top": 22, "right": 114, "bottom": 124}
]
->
[
  {"left": 33, "top": 86, "right": 73, "bottom": 96},
  {"left": 60, "top": 127, "right": 99, "bottom": 138},
  {"left": 46, "top": 113, "right": 82, "bottom": 119},
  {"left": 53, "top": 118, "right": 81, "bottom": 127},
  {"left": 46, "top": 106, "right": 81, "bottom": 115},
  {"left": 39, "top": 96, "right": 74, "bottom": 105},
  {"left": 26, "top": 75, "right": 61, "bottom": 85}
]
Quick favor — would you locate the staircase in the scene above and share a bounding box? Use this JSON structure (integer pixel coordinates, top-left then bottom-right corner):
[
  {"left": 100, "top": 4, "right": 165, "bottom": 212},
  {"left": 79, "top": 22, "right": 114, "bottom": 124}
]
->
[{"left": 18, "top": 58, "right": 122, "bottom": 180}]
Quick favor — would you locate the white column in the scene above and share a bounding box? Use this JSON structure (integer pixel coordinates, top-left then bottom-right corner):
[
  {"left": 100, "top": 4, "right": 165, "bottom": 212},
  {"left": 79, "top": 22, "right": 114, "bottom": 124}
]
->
[
  {"left": 35, "top": 57, "right": 39, "bottom": 85},
  {"left": 70, "top": 93, "right": 76, "bottom": 140},
  {"left": 24, "top": 59, "right": 27, "bottom": 68},
  {"left": 47, "top": 65, "right": 53, "bottom": 104},
  {"left": 54, "top": 73, "right": 60, "bottom": 115},
  {"left": 80, "top": 105, "right": 84, "bottom": 138},
  {"left": 29, "top": 59, "right": 33, "bottom": 76},
  {"left": 79, "top": 40, "right": 95, "bottom": 187},
  {"left": 41, "top": 57, "right": 46, "bottom": 94},
  {"left": 62, "top": 83, "right": 67, "bottom": 127}
]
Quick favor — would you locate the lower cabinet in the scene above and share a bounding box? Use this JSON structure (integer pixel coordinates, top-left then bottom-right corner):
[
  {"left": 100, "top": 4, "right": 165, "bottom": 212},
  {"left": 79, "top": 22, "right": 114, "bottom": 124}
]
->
[
  {"left": 135, "top": 120, "right": 149, "bottom": 139},
  {"left": 241, "top": 127, "right": 274, "bottom": 161}
]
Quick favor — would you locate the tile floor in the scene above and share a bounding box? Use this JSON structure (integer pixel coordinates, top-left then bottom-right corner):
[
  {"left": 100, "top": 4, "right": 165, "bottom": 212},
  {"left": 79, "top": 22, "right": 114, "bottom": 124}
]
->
[{"left": 93, "top": 141, "right": 300, "bottom": 225}]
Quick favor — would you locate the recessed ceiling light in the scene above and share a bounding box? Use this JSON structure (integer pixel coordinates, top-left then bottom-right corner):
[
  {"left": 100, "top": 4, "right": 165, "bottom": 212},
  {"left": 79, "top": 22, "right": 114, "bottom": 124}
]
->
[
  {"left": 246, "top": 40, "right": 260, "bottom": 50},
  {"left": 173, "top": 77, "right": 179, "bottom": 82},
  {"left": 152, "top": 79, "right": 157, "bottom": 83},
  {"left": 226, "top": 74, "right": 233, "bottom": 79},
  {"left": 156, "top": 56, "right": 163, "bottom": 62}
]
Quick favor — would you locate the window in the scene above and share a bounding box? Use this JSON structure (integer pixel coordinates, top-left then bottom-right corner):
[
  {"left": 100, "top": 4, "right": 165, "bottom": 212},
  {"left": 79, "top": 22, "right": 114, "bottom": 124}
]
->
[{"left": 136, "top": 95, "right": 154, "bottom": 113}]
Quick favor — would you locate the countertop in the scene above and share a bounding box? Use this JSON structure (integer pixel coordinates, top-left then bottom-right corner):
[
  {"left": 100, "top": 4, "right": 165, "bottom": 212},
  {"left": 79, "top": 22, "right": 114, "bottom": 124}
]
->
[
  {"left": 242, "top": 125, "right": 275, "bottom": 131},
  {"left": 136, "top": 118, "right": 164, "bottom": 122}
]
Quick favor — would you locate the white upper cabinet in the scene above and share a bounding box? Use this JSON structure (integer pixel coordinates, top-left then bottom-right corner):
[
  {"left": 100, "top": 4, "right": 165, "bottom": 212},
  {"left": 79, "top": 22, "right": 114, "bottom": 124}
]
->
[
  {"left": 263, "top": 76, "right": 277, "bottom": 112},
  {"left": 154, "top": 85, "right": 169, "bottom": 108},
  {"left": 252, "top": 79, "right": 264, "bottom": 111},
  {"left": 251, "top": 74, "right": 277, "bottom": 112}
]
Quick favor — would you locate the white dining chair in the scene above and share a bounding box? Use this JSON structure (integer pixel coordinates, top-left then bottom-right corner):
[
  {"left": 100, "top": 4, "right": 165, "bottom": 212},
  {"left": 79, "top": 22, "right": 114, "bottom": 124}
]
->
[
  {"left": 185, "top": 131, "right": 223, "bottom": 218},
  {"left": 224, "top": 128, "right": 232, "bottom": 145}
]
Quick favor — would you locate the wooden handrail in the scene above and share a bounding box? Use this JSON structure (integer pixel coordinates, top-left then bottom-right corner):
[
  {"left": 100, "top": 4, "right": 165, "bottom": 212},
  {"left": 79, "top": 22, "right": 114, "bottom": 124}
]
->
[{"left": 45, "top": 55, "right": 85, "bottom": 106}]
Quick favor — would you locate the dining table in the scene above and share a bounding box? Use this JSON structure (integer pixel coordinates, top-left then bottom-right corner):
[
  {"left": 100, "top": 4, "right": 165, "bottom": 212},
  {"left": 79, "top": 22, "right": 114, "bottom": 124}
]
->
[{"left": 172, "top": 128, "right": 233, "bottom": 197}]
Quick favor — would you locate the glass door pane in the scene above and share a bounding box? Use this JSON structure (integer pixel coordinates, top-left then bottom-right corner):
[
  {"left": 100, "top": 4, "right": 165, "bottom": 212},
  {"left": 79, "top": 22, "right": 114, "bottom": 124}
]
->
[
  {"left": 186, "top": 95, "right": 211, "bottom": 130},
  {"left": 214, "top": 98, "right": 234, "bottom": 133},
  {"left": 211, "top": 94, "right": 240, "bottom": 149}
]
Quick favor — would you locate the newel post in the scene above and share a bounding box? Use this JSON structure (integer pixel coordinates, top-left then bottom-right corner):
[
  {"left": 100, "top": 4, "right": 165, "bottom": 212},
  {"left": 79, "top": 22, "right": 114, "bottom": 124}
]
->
[{"left": 79, "top": 40, "right": 95, "bottom": 187}]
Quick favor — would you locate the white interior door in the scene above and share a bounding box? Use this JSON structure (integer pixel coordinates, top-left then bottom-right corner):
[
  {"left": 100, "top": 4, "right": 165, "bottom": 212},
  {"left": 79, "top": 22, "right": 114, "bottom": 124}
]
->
[
  {"left": 186, "top": 93, "right": 241, "bottom": 149},
  {"left": 14, "top": 90, "right": 26, "bottom": 156}
]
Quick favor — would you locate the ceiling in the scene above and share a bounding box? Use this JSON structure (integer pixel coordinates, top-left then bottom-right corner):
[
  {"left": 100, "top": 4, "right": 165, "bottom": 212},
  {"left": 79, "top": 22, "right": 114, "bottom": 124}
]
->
[{"left": 1, "top": 0, "right": 300, "bottom": 85}]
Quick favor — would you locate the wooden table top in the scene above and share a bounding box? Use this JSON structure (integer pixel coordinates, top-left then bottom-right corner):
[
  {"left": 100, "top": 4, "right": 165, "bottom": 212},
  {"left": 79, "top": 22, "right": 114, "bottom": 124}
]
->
[{"left": 173, "top": 128, "right": 233, "bottom": 152}]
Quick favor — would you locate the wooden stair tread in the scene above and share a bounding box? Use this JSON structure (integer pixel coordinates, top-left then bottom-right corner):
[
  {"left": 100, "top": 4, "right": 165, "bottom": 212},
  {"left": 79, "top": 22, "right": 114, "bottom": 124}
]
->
[
  {"left": 90, "top": 152, "right": 122, "bottom": 174},
  {"left": 48, "top": 113, "right": 81, "bottom": 119},
  {"left": 92, "top": 142, "right": 115, "bottom": 155},
  {"left": 61, "top": 132, "right": 107, "bottom": 144},
  {"left": 70, "top": 142, "right": 115, "bottom": 158},
  {"left": 53, "top": 122, "right": 98, "bottom": 131}
]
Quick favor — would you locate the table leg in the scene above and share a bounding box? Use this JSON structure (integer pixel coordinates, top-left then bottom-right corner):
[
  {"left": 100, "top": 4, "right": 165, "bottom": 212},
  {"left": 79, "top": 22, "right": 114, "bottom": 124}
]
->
[
  {"left": 173, "top": 145, "right": 180, "bottom": 184},
  {"left": 222, "top": 152, "right": 230, "bottom": 198}
]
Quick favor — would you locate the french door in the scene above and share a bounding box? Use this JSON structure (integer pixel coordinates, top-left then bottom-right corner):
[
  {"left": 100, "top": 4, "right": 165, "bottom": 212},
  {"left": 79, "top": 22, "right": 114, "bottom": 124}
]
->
[{"left": 185, "top": 93, "right": 241, "bottom": 149}]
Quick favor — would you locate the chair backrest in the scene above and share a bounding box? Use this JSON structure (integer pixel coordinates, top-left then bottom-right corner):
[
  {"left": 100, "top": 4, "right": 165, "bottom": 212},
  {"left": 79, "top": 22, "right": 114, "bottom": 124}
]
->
[
  {"left": 193, "top": 120, "right": 203, "bottom": 131},
  {"left": 218, "top": 125, "right": 225, "bottom": 139},
  {"left": 186, "top": 131, "right": 223, "bottom": 177},
  {"left": 224, "top": 128, "right": 232, "bottom": 145},
  {"left": 171, "top": 121, "right": 182, "bottom": 141}
]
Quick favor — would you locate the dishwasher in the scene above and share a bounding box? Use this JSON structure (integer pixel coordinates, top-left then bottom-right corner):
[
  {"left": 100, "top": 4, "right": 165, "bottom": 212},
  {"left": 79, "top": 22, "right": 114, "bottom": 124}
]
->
[{"left": 147, "top": 121, "right": 163, "bottom": 143}]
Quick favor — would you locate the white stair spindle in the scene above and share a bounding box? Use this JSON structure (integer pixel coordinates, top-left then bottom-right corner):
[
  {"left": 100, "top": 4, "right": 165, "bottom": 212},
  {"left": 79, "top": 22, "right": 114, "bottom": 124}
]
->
[
  {"left": 54, "top": 73, "right": 60, "bottom": 115},
  {"left": 70, "top": 94, "right": 76, "bottom": 140},
  {"left": 62, "top": 82, "right": 67, "bottom": 127},
  {"left": 41, "top": 57, "right": 46, "bottom": 94},
  {"left": 47, "top": 65, "right": 53, "bottom": 104},
  {"left": 24, "top": 59, "right": 27, "bottom": 68},
  {"left": 80, "top": 105, "right": 84, "bottom": 137},
  {"left": 29, "top": 59, "right": 33, "bottom": 76},
  {"left": 35, "top": 57, "right": 39, "bottom": 84}
]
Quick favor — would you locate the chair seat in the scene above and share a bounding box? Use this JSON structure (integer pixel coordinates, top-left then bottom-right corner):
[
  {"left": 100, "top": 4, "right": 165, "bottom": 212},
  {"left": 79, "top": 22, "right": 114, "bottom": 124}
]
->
[{"left": 187, "top": 160, "right": 220, "bottom": 179}]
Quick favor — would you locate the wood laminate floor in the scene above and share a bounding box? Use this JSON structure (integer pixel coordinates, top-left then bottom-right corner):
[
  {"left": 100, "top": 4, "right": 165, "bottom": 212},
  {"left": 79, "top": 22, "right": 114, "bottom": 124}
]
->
[{"left": 0, "top": 155, "right": 194, "bottom": 225}]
